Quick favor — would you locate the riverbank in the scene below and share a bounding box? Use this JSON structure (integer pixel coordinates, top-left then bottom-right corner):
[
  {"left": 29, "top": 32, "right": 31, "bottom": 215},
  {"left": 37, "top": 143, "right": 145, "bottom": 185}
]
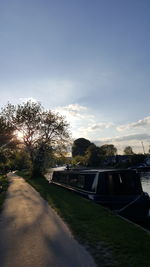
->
[{"left": 17, "top": 171, "right": 150, "bottom": 267}]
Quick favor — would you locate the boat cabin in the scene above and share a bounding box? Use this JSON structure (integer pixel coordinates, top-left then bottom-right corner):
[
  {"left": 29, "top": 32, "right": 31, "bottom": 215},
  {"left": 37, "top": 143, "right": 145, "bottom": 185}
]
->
[
  {"left": 52, "top": 169, "right": 142, "bottom": 196},
  {"left": 52, "top": 168, "right": 150, "bottom": 221}
]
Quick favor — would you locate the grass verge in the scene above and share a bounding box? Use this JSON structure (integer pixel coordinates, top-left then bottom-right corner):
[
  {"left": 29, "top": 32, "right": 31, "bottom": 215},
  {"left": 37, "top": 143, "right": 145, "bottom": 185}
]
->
[
  {"left": 0, "top": 175, "right": 9, "bottom": 210},
  {"left": 17, "top": 171, "right": 150, "bottom": 267}
]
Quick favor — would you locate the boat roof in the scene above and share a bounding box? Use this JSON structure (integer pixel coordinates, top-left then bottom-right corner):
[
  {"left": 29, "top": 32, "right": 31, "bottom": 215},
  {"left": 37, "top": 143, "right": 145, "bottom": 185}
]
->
[{"left": 53, "top": 168, "right": 137, "bottom": 174}]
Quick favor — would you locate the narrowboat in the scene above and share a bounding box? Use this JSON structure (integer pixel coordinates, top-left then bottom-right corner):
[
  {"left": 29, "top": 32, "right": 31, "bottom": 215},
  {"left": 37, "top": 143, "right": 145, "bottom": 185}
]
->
[{"left": 51, "top": 168, "right": 150, "bottom": 222}]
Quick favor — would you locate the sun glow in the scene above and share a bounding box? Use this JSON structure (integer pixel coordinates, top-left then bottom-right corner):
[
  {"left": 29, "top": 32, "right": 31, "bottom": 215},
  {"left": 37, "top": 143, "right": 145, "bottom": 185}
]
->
[{"left": 16, "top": 131, "right": 24, "bottom": 140}]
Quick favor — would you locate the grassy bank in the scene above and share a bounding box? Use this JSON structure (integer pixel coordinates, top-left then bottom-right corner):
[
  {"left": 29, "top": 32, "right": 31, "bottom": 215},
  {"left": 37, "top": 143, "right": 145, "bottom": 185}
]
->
[
  {"left": 0, "top": 175, "right": 9, "bottom": 210},
  {"left": 17, "top": 171, "right": 150, "bottom": 267}
]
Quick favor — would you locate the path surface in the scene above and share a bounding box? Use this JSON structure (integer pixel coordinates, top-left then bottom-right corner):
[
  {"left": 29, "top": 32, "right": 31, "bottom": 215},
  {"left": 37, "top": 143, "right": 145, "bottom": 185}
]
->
[{"left": 0, "top": 174, "right": 96, "bottom": 267}]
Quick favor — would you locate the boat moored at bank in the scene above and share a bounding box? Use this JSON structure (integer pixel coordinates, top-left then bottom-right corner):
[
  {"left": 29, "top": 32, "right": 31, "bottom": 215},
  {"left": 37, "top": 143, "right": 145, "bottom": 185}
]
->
[{"left": 51, "top": 168, "right": 150, "bottom": 222}]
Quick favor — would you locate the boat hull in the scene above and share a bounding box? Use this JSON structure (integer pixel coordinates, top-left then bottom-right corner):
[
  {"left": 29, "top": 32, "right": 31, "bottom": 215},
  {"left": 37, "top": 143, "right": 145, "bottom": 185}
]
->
[{"left": 51, "top": 168, "right": 150, "bottom": 222}]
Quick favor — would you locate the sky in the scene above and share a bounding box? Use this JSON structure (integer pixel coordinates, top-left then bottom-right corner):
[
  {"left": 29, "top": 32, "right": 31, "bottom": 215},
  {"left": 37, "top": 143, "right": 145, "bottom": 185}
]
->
[{"left": 0, "top": 0, "right": 150, "bottom": 154}]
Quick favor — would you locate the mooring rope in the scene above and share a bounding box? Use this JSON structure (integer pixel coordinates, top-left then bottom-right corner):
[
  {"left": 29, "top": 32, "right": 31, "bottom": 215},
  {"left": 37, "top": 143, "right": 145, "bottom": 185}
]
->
[{"left": 117, "top": 194, "right": 142, "bottom": 213}]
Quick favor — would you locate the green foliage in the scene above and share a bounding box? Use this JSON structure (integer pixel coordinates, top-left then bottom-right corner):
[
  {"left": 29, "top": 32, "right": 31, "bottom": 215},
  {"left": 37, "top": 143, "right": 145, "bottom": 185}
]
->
[
  {"left": 0, "top": 112, "right": 21, "bottom": 174},
  {"left": 0, "top": 175, "right": 9, "bottom": 210},
  {"left": 1, "top": 101, "right": 70, "bottom": 176},
  {"left": 71, "top": 155, "right": 87, "bottom": 166},
  {"left": 72, "top": 138, "right": 91, "bottom": 157},
  {"left": 12, "top": 150, "right": 32, "bottom": 171},
  {"left": 86, "top": 144, "right": 102, "bottom": 167},
  {"left": 124, "top": 146, "right": 134, "bottom": 155},
  {"left": 0, "top": 175, "right": 9, "bottom": 191},
  {"left": 99, "top": 144, "right": 117, "bottom": 156},
  {"left": 0, "top": 149, "right": 13, "bottom": 174},
  {"left": 0, "top": 117, "right": 15, "bottom": 147},
  {"left": 31, "top": 143, "right": 53, "bottom": 175},
  {"left": 72, "top": 140, "right": 118, "bottom": 167}
]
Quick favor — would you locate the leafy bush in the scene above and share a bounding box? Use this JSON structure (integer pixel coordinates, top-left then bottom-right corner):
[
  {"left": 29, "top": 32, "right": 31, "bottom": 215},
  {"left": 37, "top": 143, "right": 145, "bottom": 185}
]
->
[{"left": 0, "top": 175, "right": 9, "bottom": 192}]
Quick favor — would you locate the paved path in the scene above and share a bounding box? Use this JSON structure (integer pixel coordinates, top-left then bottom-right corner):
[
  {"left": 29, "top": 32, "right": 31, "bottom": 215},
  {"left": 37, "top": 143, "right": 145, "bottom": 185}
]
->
[{"left": 0, "top": 174, "right": 96, "bottom": 267}]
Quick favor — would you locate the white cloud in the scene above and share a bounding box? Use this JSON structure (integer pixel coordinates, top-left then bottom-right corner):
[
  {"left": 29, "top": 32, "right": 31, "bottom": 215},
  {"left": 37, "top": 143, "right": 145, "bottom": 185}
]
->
[
  {"left": 19, "top": 97, "right": 38, "bottom": 103},
  {"left": 53, "top": 103, "right": 115, "bottom": 140},
  {"left": 94, "top": 133, "right": 150, "bottom": 154},
  {"left": 117, "top": 116, "right": 150, "bottom": 131},
  {"left": 63, "top": 104, "right": 87, "bottom": 112},
  {"left": 98, "top": 133, "right": 150, "bottom": 143},
  {"left": 88, "top": 122, "right": 114, "bottom": 131},
  {"left": 54, "top": 104, "right": 88, "bottom": 120},
  {"left": 77, "top": 122, "right": 114, "bottom": 137},
  {"left": 52, "top": 105, "right": 150, "bottom": 154},
  {"left": 56, "top": 104, "right": 88, "bottom": 118}
]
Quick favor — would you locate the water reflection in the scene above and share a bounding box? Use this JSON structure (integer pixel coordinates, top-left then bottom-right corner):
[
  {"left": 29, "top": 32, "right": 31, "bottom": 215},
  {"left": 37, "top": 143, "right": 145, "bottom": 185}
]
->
[
  {"left": 140, "top": 172, "right": 150, "bottom": 195},
  {"left": 140, "top": 172, "right": 150, "bottom": 217},
  {"left": 45, "top": 167, "right": 66, "bottom": 182}
]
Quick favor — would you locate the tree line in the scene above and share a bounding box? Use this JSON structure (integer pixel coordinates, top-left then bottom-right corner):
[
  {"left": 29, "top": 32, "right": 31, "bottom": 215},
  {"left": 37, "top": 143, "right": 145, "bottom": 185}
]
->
[
  {"left": 0, "top": 101, "right": 147, "bottom": 176},
  {"left": 71, "top": 138, "right": 146, "bottom": 168}
]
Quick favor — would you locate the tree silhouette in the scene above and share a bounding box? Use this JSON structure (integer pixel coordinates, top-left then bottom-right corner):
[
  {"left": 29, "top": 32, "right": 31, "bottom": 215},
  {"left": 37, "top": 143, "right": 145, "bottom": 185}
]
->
[{"left": 1, "top": 101, "right": 70, "bottom": 175}]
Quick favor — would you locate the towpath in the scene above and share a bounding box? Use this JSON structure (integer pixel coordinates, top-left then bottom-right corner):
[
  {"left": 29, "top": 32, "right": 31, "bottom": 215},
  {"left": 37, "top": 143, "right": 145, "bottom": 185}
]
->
[{"left": 0, "top": 173, "right": 96, "bottom": 267}]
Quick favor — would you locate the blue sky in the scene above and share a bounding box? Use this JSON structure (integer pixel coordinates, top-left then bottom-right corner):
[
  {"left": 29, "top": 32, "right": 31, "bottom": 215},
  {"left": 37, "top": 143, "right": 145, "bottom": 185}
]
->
[{"left": 0, "top": 0, "right": 150, "bottom": 153}]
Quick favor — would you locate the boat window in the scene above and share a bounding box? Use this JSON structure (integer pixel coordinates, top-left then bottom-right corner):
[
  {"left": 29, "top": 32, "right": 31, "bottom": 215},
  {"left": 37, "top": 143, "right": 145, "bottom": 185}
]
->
[
  {"left": 76, "top": 175, "right": 85, "bottom": 188},
  {"left": 96, "top": 174, "right": 105, "bottom": 194},
  {"left": 83, "top": 173, "right": 97, "bottom": 192},
  {"left": 67, "top": 173, "right": 97, "bottom": 192},
  {"left": 104, "top": 172, "right": 142, "bottom": 195},
  {"left": 119, "top": 175, "right": 123, "bottom": 183},
  {"left": 91, "top": 173, "right": 99, "bottom": 191},
  {"left": 53, "top": 171, "right": 69, "bottom": 184},
  {"left": 53, "top": 171, "right": 61, "bottom": 182},
  {"left": 69, "top": 174, "right": 78, "bottom": 187}
]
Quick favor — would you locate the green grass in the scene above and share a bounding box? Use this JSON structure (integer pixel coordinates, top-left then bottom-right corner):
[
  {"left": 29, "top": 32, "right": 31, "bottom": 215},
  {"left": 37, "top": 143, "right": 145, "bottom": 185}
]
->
[
  {"left": 0, "top": 175, "right": 9, "bottom": 210},
  {"left": 17, "top": 171, "right": 150, "bottom": 267}
]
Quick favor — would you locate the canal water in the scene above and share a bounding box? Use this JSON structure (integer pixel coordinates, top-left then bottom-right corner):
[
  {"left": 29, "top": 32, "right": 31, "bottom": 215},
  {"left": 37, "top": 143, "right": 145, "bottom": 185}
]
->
[
  {"left": 140, "top": 172, "right": 150, "bottom": 196},
  {"left": 140, "top": 172, "right": 150, "bottom": 217},
  {"left": 45, "top": 167, "right": 66, "bottom": 182}
]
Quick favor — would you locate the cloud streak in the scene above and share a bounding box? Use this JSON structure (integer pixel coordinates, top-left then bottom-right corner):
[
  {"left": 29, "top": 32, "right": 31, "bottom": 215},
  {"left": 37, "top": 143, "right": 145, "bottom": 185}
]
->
[
  {"left": 117, "top": 116, "right": 150, "bottom": 131},
  {"left": 53, "top": 103, "right": 115, "bottom": 140},
  {"left": 94, "top": 133, "right": 150, "bottom": 154},
  {"left": 54, "top": 103, "right": 88, "bottom": 119},
  {"left": 89, "top": 122, "right": 114, "bottom": 131},
  {"left": 58, "top": 104, "right": 87, "bottom": 118},
  {"left": 100, "top": 133, "right": 150, "bottom": 142}
]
